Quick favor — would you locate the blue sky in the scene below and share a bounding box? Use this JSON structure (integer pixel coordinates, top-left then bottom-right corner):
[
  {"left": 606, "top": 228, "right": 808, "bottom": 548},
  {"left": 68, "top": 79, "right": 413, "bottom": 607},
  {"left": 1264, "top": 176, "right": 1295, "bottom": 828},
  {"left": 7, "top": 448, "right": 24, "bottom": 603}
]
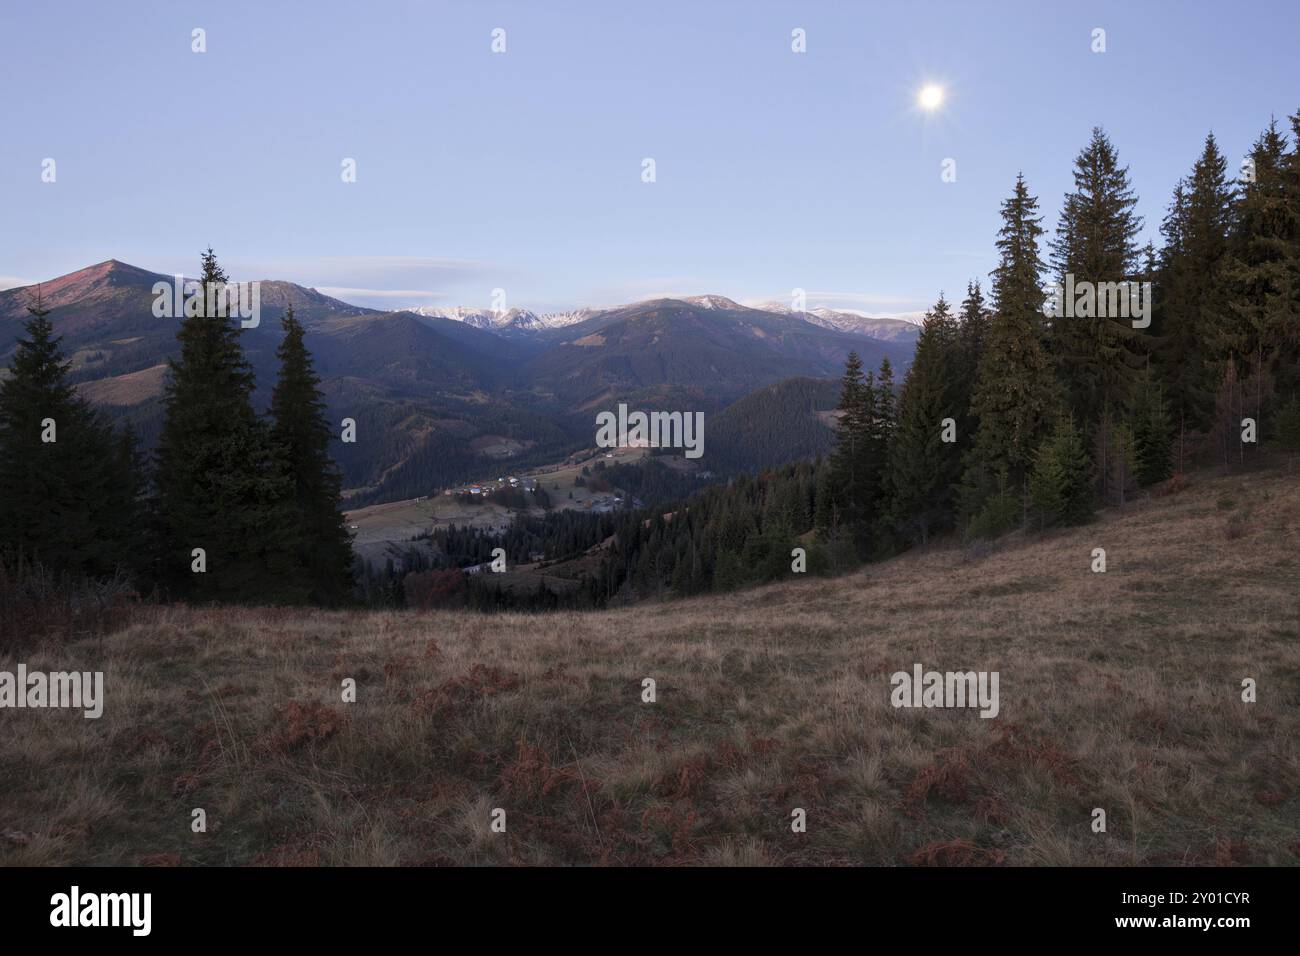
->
[{"left": 2, "top": 0, "right": 1297, "bottom": 315}]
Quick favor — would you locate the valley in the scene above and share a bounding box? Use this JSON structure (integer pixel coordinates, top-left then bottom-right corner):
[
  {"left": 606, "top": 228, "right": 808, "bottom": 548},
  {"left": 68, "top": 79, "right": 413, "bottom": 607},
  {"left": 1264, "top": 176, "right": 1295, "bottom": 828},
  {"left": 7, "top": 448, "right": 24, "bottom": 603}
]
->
[{"left": 346, "top": 443, "right": 654, "bottom": 565}]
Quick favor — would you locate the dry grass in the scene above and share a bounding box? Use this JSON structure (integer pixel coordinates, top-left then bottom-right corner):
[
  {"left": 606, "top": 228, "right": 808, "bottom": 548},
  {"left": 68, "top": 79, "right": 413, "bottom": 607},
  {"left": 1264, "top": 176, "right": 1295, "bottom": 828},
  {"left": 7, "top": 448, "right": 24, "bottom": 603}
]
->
[{"left": 2, "top": 465, "right": 1297, "bottom": 866}]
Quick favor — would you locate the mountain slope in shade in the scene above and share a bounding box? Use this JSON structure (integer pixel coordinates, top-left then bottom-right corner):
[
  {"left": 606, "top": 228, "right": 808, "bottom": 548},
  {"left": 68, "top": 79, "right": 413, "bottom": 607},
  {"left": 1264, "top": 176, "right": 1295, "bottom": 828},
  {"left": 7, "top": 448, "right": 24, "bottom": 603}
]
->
[
  {"left": 309, "top": 310, "right": 533, "bottom": 390},
  {"left": 525, "top": 297, "right": 911, "bottom": 406},
  {"left": 701, "top": 376, "right": 841, "bottom": 474}
]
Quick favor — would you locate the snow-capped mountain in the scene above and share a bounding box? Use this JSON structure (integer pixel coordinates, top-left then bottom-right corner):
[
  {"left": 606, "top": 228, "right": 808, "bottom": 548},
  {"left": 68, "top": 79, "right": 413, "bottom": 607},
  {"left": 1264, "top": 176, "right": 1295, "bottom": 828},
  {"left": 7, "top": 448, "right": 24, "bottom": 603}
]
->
[
  {"left": 406, "top": 294, "right": 920, "bottom": 342},
  {"left": 409, "top": 305, "right": 599, "bottom": 333},
  {"left": 750, "top": 300, "right": 922, "bottom": 342},
  {"left": 680, "top": 294, "right": 746, "bottom": 310}
]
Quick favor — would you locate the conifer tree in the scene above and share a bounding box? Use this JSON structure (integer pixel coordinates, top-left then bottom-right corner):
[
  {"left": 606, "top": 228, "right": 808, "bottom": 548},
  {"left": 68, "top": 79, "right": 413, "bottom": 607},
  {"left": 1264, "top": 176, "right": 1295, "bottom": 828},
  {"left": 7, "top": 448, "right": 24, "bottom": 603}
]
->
[
  {"left": 964, "top": 175, "right": 1059, "bottom": 518},
  {"left": 0, "top": 291, "right": 141, "bottom": 577},
  {"left": 824, "top": 352, "right": 869, "bottom": 530},
  {"left": 1049, "top": 128, "right": 1146, "bottom": 427},
  {"left": 154, "top": 249, "right": 302, "bottom": 603},
  {"left": 270, "top": 306, "right": 356, "bottom": 605},
  {"left": 1213, "top": 118, "right": 1299, "bottom": 428},
  {"left": 873, "top": 357, "right": 897, "bottom": 445},
  {"left": 887, "top": 295, "right": 961, "bottom": 543},
  {"left": 1028, "top": 416, "right": 1094, "bottom": 528},
  {"left": 1156, "top": 133, "right": 1235, "bottom": 429},
  {"left": 1130, "top": 365, "right": 1175, "bottom": 486},
  {"left": 955, "top": 280, "right": 990, "bottom": 444}
]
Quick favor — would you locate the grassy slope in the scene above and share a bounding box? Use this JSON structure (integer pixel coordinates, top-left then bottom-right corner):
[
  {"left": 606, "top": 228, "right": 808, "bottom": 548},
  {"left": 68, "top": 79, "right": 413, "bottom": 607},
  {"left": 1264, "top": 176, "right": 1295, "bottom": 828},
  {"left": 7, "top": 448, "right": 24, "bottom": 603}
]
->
[{"left": 2, "top": 464, "right": 1297, "bottom": 866}]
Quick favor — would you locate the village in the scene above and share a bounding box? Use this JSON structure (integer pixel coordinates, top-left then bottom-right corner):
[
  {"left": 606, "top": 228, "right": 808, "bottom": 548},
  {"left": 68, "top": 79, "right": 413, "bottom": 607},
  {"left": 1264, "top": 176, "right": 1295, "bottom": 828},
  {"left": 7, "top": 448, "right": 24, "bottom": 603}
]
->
[{"left": 343, "top": 443, "right": 652, "bottom": 568}]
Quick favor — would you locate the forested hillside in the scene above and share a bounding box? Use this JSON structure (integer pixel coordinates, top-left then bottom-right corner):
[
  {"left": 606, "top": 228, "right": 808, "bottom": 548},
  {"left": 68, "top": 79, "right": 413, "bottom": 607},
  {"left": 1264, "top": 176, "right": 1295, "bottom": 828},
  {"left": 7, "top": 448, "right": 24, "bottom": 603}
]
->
[{"left": 391, "top": 113, "right": 1300, "bottom": 613}]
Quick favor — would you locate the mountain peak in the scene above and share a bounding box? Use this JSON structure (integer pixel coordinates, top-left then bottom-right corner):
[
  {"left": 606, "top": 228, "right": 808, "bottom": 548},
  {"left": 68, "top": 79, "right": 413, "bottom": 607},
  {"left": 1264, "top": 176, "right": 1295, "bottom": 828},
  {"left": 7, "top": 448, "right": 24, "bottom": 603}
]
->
[{"left": 680, "top": 294, "right": 744, "bottom": 311}]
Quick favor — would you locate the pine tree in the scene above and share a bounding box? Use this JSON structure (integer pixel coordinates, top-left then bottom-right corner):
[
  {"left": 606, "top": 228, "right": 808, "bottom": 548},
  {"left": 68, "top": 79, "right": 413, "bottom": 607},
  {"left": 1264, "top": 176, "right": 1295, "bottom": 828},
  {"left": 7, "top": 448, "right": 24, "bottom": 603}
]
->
[
  {"left": 0, "top": 291, "right": 141, "bottom": 577},
  {"left": 1049, "top": 128, "right": 1146, "bottom": 428},
  {"left": 1028, "top": 416, "right": 1094, "bottom": 528},
  {"left": 154, "top": 249, "right": 302, "bottom": 603},
  {"left": 955, "top": 280, "right": 991, "bottom": 443},
  {"left": 1130, "top": 365, "right": 1175, "bottom": 486},
  {"left": 1157, "top": 133, "right": 1235, "bottom": 429},
  {"left": 824, "top": 352, "right": 870, "bottom": 530},
  {"left": 1213, "top": 118, "right": 1299, "bottom": 434},
  {"left": 964, "top": 175, "right": 1059, "bottom": 518},
  {"left": 887, "top": 294, "right": 961, "bottom": 544},
  {"left": 269, "top": 306, "right": 356, "bottom": 604},
  {"left": 873, "top": 357, "right": 897, "bottom": 445}
]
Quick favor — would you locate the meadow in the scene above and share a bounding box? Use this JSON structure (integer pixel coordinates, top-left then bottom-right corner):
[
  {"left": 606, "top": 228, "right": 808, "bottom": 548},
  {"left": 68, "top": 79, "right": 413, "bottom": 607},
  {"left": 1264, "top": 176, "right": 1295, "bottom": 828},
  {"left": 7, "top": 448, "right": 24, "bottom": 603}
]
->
[{"left": 2, "top": 462, "right": 1296, "bottom": 866}]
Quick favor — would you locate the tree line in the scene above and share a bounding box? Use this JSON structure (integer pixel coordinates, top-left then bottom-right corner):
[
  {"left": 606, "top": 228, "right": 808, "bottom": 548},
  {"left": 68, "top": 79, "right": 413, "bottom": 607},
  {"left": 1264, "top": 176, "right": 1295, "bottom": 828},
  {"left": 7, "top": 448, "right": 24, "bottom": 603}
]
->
[{"left": 827, "top": 116, "right": 1300, "bottom": 555}]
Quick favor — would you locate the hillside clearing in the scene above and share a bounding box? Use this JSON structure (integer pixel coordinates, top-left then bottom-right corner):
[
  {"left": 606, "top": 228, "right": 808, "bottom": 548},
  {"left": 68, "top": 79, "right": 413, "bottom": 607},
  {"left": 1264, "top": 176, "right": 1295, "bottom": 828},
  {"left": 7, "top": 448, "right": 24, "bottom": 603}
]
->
[{"left": 2, "top": 464, "right": 1297, "bottom": 866}]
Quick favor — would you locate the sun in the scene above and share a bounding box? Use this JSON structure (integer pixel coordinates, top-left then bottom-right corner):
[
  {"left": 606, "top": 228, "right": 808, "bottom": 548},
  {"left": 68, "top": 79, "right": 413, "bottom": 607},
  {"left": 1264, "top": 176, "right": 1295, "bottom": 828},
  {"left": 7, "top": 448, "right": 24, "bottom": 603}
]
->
[{"left": 918, "top": 84, "right": 945, "bottom": 112}]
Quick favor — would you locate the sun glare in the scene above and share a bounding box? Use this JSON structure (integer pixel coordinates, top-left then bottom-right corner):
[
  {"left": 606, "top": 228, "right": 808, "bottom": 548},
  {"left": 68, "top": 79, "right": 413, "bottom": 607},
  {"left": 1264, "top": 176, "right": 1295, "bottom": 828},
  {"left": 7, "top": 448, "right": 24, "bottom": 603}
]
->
[{"left": 918, "top": 84, "right": 944, "bottom": 111}]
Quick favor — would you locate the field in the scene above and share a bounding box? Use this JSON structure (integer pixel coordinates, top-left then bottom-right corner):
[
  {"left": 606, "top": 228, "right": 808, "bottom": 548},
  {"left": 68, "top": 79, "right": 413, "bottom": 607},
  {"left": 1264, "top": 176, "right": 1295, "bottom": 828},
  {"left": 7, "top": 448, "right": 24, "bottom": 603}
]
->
[
  {"left": 1, "top": 463, "right": 1297, "bottom": 866},
  {"left": 345, "top": 444, "right": 650, "bottom": 563}
]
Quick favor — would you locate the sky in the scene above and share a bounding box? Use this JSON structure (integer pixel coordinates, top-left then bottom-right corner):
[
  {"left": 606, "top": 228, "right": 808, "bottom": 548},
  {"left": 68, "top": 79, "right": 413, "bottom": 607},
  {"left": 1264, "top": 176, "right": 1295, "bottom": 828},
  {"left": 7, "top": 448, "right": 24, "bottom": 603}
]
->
[{"left": 1, "top": 0, "right": 1297, "bottom": 316}]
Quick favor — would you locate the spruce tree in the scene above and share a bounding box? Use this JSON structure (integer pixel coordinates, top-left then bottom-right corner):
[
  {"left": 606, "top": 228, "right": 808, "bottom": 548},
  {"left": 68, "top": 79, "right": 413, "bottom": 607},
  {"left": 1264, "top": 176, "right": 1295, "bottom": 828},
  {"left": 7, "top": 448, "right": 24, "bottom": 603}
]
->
[
  {"left": 1130, "top": 365, "right": 1175, "bottom": 486},
  {"left": 964, "top": 175, "right": 1059, "bottom": 517},
  {"left": 1213, "top": 118, "right": 1299, "bottom": 430},
  {"left": 1028, "top": 416, "right": 1094, "bottom": 528},
  {"left": 270, "top": 306, "right": 356, "bottom": 604},
  {"left": 154, "top": 249, "right": 302, "bottom": 603},
  {"left": 955, "top": 280, "right": 990, "bottom": 444},
  {"left": 824, "top": 352, "right": 870, "bottom": 530},
  {"left": 1048, "top": 128, "right": 1146, "bottom": 428},
  {"left": 0, "top": 292, "right": 141, "bottom": 577},
  {"left": 887, "top": 294, "right": 961, "bottom": 543},
  {"left": 873, "top": 357, "right": 897, "bottom": 443},
  {"left": 1156, "top": 133, "right": 1235, "bottom": 429}
]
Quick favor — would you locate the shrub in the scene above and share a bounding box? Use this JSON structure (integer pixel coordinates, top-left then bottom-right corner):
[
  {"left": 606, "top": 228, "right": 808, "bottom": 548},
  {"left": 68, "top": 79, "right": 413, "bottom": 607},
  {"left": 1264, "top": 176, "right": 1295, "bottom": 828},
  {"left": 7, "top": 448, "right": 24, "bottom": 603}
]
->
[
  {"left": 402, "top": 568, "right": 467, "bottom": 609},
  {"left": 0, "top": 552, "right": 140, "bottom": 650}
]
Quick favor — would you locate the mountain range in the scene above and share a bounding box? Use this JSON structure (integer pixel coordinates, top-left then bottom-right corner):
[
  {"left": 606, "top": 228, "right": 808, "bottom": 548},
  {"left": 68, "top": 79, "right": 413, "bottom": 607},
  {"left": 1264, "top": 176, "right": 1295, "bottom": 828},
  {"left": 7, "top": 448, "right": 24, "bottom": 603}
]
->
[
  {"left": 409, "top": 294, "right": 922, "bottom": 343},
  {"left": 0, "top": 260, "right": 915, "bottom": 504}
]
